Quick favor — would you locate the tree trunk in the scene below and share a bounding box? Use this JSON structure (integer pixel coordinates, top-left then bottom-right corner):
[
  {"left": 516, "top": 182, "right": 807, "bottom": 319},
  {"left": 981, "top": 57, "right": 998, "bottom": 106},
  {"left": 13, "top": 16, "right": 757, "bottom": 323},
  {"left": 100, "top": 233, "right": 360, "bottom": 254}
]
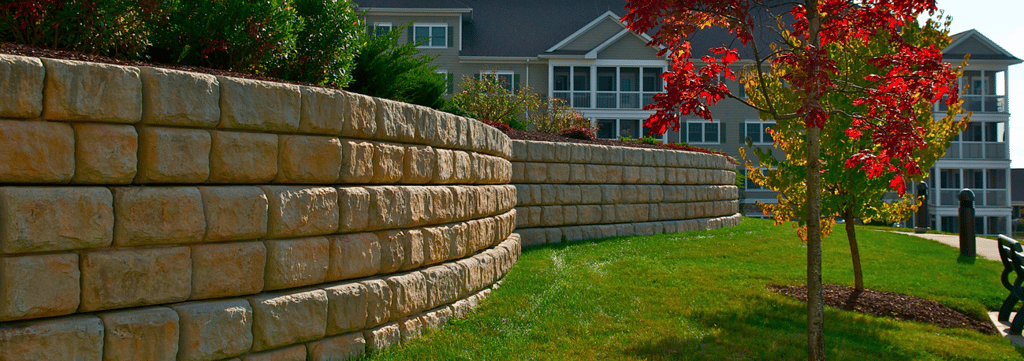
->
[
  {"left": 805, "top": 1, "right": 825, "bottom": 360},
  {"left": 844, "top": 207, "right": 864, "bottom": 292}
]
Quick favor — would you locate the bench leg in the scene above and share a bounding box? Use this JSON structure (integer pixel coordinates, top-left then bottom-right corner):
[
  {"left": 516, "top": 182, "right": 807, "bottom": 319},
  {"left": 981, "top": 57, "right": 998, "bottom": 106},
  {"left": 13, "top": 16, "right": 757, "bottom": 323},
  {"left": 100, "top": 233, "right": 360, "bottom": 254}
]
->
[
  {"left": 1000, "top": 294, "right": 1019, "bottom": 322},
  {"left": 1011, "top": 309, "right": 1024, "bottom": 335}
]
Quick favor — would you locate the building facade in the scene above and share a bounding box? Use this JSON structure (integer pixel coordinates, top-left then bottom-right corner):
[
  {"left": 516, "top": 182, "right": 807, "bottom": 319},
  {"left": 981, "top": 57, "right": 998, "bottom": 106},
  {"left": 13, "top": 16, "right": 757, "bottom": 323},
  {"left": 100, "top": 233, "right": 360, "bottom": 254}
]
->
[{"left": 356, "top": 1, "right": 1018, "bottom": 234}]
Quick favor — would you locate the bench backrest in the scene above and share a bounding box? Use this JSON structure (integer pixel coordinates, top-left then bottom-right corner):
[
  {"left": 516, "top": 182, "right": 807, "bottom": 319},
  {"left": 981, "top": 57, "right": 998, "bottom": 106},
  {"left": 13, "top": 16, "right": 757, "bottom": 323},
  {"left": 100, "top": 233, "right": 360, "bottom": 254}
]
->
[{"left": 998, "top": 235, "right": 1023, "bottom": 289}]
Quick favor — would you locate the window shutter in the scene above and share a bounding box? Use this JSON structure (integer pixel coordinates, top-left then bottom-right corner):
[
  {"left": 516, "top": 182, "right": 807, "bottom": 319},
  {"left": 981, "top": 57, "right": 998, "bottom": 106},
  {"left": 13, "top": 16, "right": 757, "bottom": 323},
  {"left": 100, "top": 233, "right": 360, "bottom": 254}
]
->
[
  {"left": 680, "top": 122, "right": 687, "bottom": 143},
  {"left": 407, "top": 27, "right": 414, "bottom": 43},
  {"left": 740, "top": 122, "right": 746, "bottom": 142},
  {"left": 447, "top": 73, "right": 454, "bottom": 94},
  {"left": 448, "top": 26, "right": 454, "bottom": 48},
  {"left": 513, "top": 74, "right": 521, "bottom": 92},
  {"left": 719, "top": 122, "right": 727, "bottom": 143},
  {"left": 366, "top": 25, "right": 373, "bottom": 36}
]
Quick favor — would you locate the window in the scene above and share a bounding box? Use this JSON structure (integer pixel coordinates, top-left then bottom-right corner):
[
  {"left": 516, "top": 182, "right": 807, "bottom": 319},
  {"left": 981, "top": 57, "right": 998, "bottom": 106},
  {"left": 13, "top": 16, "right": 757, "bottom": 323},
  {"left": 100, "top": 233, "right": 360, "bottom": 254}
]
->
[
  {"left": 553, "top": 66, "right": 591, "bottom": 108},
  {"left": 741, "top": 168, "right": 765, "bottom": 190},
  {"left": 594, "top": 119, "right": 659, "bottom": 140},
  {"left": 744, "top": 121, "right": 775, "bottom": 144},
  {"left": 480, "top": 70, "right": 515, "bottom": 92},
  {"left": 936, "top": 168, "right": 1008, "bottom": 207},
  {"left": 943, "top": 121, "right": 1008, "bottom": 160},
  {"left": 413, "top": 23, "right": 448, "bottom": 48},
  {"left": 594, "top": 66, "right": 664, "bottom": 109},
  {"left": 937, "top": 69, "right": 1006, "bottom": 112},
  {"left": 372, "top": 22, "right": 392, "bottom": 37},
  {"left": 686, "top": 120, "right": 719, "bottom": 144},
  {"left": 437, "top": 70, "right": 454, "bottom": 95}
]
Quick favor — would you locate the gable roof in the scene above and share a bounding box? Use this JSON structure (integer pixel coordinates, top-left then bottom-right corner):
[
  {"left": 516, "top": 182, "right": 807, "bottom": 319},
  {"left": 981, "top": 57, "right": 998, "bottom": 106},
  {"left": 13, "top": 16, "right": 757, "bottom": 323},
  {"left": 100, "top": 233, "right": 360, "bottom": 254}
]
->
[{"left": 944, "top": 29, "right": 1022, "bottom": 63}]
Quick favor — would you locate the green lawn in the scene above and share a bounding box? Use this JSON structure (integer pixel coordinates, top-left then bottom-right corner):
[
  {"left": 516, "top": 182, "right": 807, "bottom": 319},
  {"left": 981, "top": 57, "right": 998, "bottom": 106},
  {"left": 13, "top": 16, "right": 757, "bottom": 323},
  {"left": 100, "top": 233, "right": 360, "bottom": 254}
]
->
[{"left": 366, "top": 218, "right": 1021, "bottom": 360}]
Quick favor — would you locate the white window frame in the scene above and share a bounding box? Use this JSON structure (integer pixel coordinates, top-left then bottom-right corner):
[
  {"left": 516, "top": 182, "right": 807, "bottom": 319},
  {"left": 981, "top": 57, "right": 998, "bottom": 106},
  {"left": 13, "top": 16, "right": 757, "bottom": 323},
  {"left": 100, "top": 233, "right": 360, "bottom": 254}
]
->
[
  {"left": 685, "top": 120, "right": 720, "bottom": 144},
  {"left": 372, "top": 22, "right": 392, "bottom": 37},
  {"left": 480, "top": 70, "right": 515, "bottom": 92},
  {"left": 413, "top": 23, "right": 447, "bottom": 48},
  {"left": 436, "top": 69, "right": 453, "bottom": 95},
  {"left": 744, "top": 120, "right": 775, "bottom": 145}
]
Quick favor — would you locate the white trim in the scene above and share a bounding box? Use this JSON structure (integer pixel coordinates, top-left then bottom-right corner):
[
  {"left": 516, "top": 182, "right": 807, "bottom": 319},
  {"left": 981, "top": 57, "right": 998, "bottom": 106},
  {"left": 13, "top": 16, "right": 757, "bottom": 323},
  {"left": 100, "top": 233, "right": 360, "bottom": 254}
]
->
[
  {"left": 546, "top": 11, "right": 621, "bottom": 53},
  {"left": 944, "top": 30, "right": 1022, "bottom": 65},
  {"left": 460, "top": 56, "right": 537, "bottom": 64},
  {"left": 684, "top": 119, "right": 721, "bottom": 145},
  {"left": 413, "top": 23, "right": 449, "bottom": 48},
  {"left": 359, "top": 7, "right": 473, "bottom": 16},
  {"left": 743, "top": 120, "right": 775, "bottom": 145}
]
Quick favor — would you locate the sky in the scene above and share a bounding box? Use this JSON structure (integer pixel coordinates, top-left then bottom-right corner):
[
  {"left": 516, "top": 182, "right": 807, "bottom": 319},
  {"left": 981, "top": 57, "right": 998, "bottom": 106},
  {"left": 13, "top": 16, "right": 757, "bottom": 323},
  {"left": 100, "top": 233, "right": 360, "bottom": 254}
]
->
[{"left": 933, "top": 0, "right": 1024, "bottom": 168}]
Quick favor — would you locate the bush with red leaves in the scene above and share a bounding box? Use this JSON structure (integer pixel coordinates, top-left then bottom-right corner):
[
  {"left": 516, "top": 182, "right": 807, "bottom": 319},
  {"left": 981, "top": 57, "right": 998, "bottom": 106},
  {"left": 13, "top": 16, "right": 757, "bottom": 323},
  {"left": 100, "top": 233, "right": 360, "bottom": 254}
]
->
[
  {"left": 558, "top": 127, "right": 597, "bottom": 141},
  {"left": 480, "top": 119, "right": 511, "bottom": 132}
]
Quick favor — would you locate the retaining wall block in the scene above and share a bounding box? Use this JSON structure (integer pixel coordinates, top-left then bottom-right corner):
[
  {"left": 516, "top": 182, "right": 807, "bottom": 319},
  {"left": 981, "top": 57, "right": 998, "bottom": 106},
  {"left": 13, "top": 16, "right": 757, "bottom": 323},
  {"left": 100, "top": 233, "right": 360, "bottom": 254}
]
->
[
  {"left": 406, "top": 187, "right": 429, "bottom": 227},
  {"left": 0, "top": 187, "right": 112, "bottom": 254},
  {"left": 190, "top": 241, "right": 266, "bottom": 299},
  {"left": 300, "top": 87, "right": 346, "bottom": 135},
  {"left": 433, "top": 148, "right": 454, "bottom": 184},
  {"left": 403, "top": 146, "right": 435, "bottom": 184},
  {"left": 262, "top": 186, "right": 338, "bottom": 239},
  {"left": 366, "top": 186, "right": 409, "bottom": 231},
  {"left": 452, "top": 151, "right": 473, "bottom": 183},
  {"left": 624, "top": 148, "right": 642, "bottom": 165},
  {"left": 426, "top": 187, "right": 454, "bottom": 224},
  {"left": 275, "top": 135, "right": 343, "bottom": 184},
  {"left": 208, "top": 130, "right": 278, "bottom": 183},
  {"left": 562, "top": 205, "right": 578, "bottom": 225},
  {"left": 80, "top": 246, "right": 191, "bottom": 312},
  {"left": 337, "top": 186, "right": 370, "bottom": 233},
  {"left": 398, "top": 316, "right": 423, "bottom": 343},
  {"left": 217, "top": 76, "right": 300, "bottom": 132},
  {"left": 0, "top": 315, "right": 103, "bottom": 361},
  {"left": 453, "top": 117, "right": 472, "bottom": 152},
  {"left": 326, "top": 232, "right": 381, "bottom": 282},
  {"left": 600, "top": 204, "right": 617, "bottom": 224},
  {"left": 71, "top": 123, "right": 138, "bottom": 184},
  {"left": 371, "top": 142, "right": 404, "bottom": 183},
  {"left": 339, "top": 139, "right": 374, "bottom": 183},
  {"left": 361, "top": 279, "right": 392, "bottom": 327},
  {"left": 112, "top": 187, "right": 205, "bottom": 246},
  {"left": 568, "top": 163, "right": 586, "bottom": 183},
  {"left": 340, "top": 91, "right": 378, "bottom": 139},
  {"left": 414, "top": 106, "right": 437, "bottom": 146},
  {"left": 376, "top": 98, "right": 417, "bottom": 143},
  {"left": 198, "top": 186, "right": 268, "bottom": 243},
  {"left": 382, "top": 228, "right": 425, "bottom": 272},
  {"left": 364, "top": 323, "right": 400, "bottom": 353},
  {"left": 98, "top": 307, "right": 179, "bottom": 361},
  {"left": 242, "top": 345, "right": 306, "bottom": 361},
  {"left": 433, "top": 112, "right": 457, "bottom": 149},
  {"left": 172, "top": 299, "right": 253, "bottom": 361},
  {"left": 421, "top": 226, "right": 451, "bottom": 266},
  {"left": 0, "top": 55, "right": 43, "bottom": 118},
  {"left": 422, "top": 266, "right": 458, "bottom": 309},
  {"left": 248, "top": 289, "right": 328, "bottom": 352},
  {"left": 135, "top": 126, "right": 211, "bottom": 183},
  {"left": 0, "top": 253, "right": 79, "bottom": 321},
  {"left": 544, "top": 228, "right": 563, "bottom": 244},
  {"left": 510, "top": 161, "right": 524, "bottom": 184},
  {"left": 0, "top": 119, "right": 74, "bottom": 183},
  {"left": 139, "top": 67, "right": 219, "bottom": 127},
  {"left": 307, "top": 332, "right": 365, "bottom": 361},
  {"left": 324, "top": 283, "right": 369, "bottom": 335},
  {"left": 263, "top": 236, "right": 329, "bottom": 291},
  {"left": 42, "top": 58, "right": 141, "bottom": 123},
  {"left": 386, "top": 272, "right": 428, "bottom": 321}
]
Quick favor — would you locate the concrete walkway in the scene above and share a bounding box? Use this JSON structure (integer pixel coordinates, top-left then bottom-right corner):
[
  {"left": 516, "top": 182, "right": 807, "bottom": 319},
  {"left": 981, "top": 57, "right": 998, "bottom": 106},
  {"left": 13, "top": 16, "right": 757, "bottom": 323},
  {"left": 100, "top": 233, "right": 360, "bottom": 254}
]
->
[{"left": 889, "top": 231, "right": 1001, "bottom": 262}]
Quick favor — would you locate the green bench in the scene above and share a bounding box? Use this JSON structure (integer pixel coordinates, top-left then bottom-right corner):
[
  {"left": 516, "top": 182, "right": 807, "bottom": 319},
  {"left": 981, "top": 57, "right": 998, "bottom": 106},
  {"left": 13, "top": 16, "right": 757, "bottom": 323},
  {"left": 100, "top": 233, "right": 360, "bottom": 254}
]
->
[{"left": 998, "top": 235, "right": 1024, "bottom": 335}]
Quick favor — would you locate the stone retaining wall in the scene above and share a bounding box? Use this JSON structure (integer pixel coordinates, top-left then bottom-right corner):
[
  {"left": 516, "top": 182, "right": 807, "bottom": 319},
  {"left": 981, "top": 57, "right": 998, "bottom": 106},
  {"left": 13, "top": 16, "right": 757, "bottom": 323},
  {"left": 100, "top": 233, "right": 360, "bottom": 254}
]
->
[
  {"left": 510, "top": 140, "right": 741, "bottom": 245},
  {"left": 0, "top": 54, "right": 519, "bottom": 361}
]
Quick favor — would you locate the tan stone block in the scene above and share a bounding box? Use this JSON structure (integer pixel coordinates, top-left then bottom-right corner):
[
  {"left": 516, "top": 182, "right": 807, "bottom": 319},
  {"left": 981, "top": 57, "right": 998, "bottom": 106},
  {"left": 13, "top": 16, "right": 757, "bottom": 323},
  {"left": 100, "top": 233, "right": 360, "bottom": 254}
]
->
[
  {"left": 397, "top": 316, "right": 424, "bottom": 343},
  {"left": 374, "top": 230, "right": 405, "bottom": 274},
  {"left": 337, "top": 186, "right": 370, "bottom": 233},
  {"left": 324, "top": 282, "right": 368, "bottom": 335},
  {"left": 42, "top": 58, "right": 141, "bottom": 123},
  {"left": 0, "top": 316, "right": 103, "bottom": 361},
  {"left": 526, "top": 141, "right": 552, "bottom": 162},
  {"left": 452, "top": 116, "right": 472, "bottom": 150},
  {"left": 622, "top": 166, "right": 640, "bottom": 183},
  {"left": 421, "top": 265, "right": 458, "bottom": 308},
  {"left": 99, "top": 307, "right": 179, "bottom": 361},
  {"left": 208, "top": 130, "right": 279, "bottom": 183},
  {"left": 218, "top": 76, "right": 300, "bottom": 132},
  {"left": 510, "top": 161, "right": 524, "bottom": 183},
  {"left": 383, "top": 229, "right": 424, "bottom": 271},
  {"left": 340, "top": 91, "right": 378, "bottom": 138},
  {"left": 135, "top": 126, "right": 211, "bottom": 183},
  {"left": 421, "top": 226, "right": 450, "bottom": 266},
  {"left": 0, "top": 55, "right": 44, "bottom": 118},
  {"left": 275, "top": 135, "right": 343, "bottom": 183},
  {"left": 140, "top": 67, "right": 219, "bottom": 127},
  {"left": 385, "top": 272, "right": 428, "bottom": 321},
  {"left": 80, "top": 247, "right": 191, "bottom": 312},
  {"left": 361, "top": 279, "right": 392, "bottom": 327},
  {"left": 375, "top": 98, "right": 417, "bottom": 142},
  {"left": 452, "top": 151, "right": 475, "bottom": 183},
  {"left": 338, "top": 139, "right": 374, "bottom": 183},
  {"left": 432, "top": 112, "right": 457, "bottom": 148},
  {"left": 601, "top": 204, "right": 617, "bottom": 223},
  {"left": 608, "top": 146, "right": 624, "bottom": 164},
  {"left": 402, "top": 145, "right": 435, "bottom": 184},
  {"left": 300, "top": 86, "right": 346, "bottom": 135},
  {"left": 371, "top": 142, "right": 404, "bottom": 183},
  {"left": 198, "top": 186, "right": 268, "bottom": 243},
  {"left": 70, "top": 123, "right": 138, "bottom": 184},
  {"left": 191, "top": 242, "right": 266, "bottom": 300},
  {"left": 0, "top": 187, "right": 112, "bottom": 253},
  {"left": 248, "top": 289, "right": 328, "bottom": 352},
  {"left": 522, "top": 162, "right": 546, "bottom": 183},
  {"left": 432, "top": 148, "right": 454, "bottom": 184},
  {"left": 0, "top": 254, "right": 79, "bottom": 321},
  {"left": 241, "top": 345, "right": 306, "bottom": 361},
  {"left": 112, "top": 187, "right": 205, "bottom": 246},
  {"left": 364, "top": 323, "right": 400, "bottom": 353},
  {"left": 262, "top": 186, "right": 339, "bottom": 238},
  {"left": 0, "top": 120, "right": 74, "bottom": 183},
  {"left": 406, "top": 186, "right": 429, "bottom": 226},
  {"left": 264, "top": 237, "right": 329, "bottom": 291},
  {"left": 425, "top": 187, "right": 454, "bottom": 224},
  {"left": 308, "top": 332, "right": 365, "bottom": 361},
  {"left": 173, "top": 299, "right": 253, "bottom": 361},
  {"left": 327, "top": 233, "right": 380, "bottom": 282},
  {"left": 366, "top": 186, "right": 410, "bottom": 231}
]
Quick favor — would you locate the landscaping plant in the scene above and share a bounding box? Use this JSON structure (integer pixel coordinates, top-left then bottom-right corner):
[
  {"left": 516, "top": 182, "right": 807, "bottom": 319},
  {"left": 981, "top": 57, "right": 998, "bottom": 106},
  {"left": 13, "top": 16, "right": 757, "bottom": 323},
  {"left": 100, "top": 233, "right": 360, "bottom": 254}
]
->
[
  {"left": 448, "top": 72, "right": 539, "bottom": 130},
  {"left": 272, "top": 0, "right": 363, "bottom": 87},
  {"left": 346, "top": 24, "right": 448, "bottom": 109},
  {"left": 527, "top": 96, "right": 593, "bottom": 134}
]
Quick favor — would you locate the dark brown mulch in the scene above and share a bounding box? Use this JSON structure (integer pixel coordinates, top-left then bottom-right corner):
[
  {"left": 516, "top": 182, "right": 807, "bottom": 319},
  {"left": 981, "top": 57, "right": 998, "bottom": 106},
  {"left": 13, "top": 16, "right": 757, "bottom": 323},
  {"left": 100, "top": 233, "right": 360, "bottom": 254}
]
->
[
  {"left": 501, "top": 127, "right": 737, "bottom": 163},
  {"left": 769, "top": 284, "right": 997, "bottom": 334}
]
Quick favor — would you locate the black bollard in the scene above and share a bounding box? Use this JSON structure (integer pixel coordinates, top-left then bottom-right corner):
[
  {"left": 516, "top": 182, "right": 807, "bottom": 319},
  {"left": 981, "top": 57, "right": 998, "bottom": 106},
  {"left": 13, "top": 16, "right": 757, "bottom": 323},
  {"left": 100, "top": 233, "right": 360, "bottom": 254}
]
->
[
  {"left": 959, "top": 189, "right": 976, "bottom": 258},
  {"left": 915, "top": 181, "right": 929, "bottom": 233}
]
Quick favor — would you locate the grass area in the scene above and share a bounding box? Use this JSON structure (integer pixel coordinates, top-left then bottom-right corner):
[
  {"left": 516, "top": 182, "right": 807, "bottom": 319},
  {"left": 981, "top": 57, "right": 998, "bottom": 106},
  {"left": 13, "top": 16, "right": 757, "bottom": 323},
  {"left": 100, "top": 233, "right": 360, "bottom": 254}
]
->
[{"left": 366, "top": 218, "right": 1020, "bottom": 360}]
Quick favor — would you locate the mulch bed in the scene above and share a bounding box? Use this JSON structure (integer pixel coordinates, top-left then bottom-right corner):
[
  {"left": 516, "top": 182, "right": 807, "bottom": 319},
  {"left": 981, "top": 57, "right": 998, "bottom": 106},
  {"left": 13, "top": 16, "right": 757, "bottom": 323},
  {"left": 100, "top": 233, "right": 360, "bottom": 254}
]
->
[{"left": 769, "top": 284, "right": 997, "bottom": 334}]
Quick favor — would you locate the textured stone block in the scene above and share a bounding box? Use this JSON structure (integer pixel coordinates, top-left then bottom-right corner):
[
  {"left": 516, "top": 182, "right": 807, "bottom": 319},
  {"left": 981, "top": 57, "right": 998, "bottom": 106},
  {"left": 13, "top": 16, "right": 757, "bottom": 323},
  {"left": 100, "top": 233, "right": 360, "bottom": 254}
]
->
[
  {"left": 402, "top": 145, "right": 435, "bottom": 184},
  {"left": 386, "top": 272, "right": 428, "bottom": 320},
  {"left": 308, "top": 333, "right": 365, "bottom": 361},
  {"left": 218, "top": 76, "right": 300, "bottom": 132},
  {"left": 99, "top": 307, "right": 179, "bottom": 361},
  {"left": 191, "top": 242, "right": 266, "bottom": 299},
  {"left": 242, "top": 345, "right": 306, "bottom": 361},
  {"left": 0, "top": 254, "right": 79, "bottom": 321},
  {"left": 376, "top": 98, "right": 417, "bottom": 142},
  {"left": 0, "top": 120, "right": 74, "bottom": 183},
  {"left": 71, "top": 123, "right": 138, "bottom": 184},
  {"left": 112, "top": 187, "right": 205, "bottom": 246},
  {"left": 433, "top": 148, "right": 454, "bottom": 184},
  {"left": 425, "top": 187, "right": 454, "bottom": 224},
  {"left": 136, "top": 126, "right": 211, "bottom": 183},
  {"left": 327, "top": 233, "right": 380, "bottom": 281},
  {"left": 524, "top": 162, "right": 547, "bottom": 183},
  {"left": 0, "top": 55, "right": 44, "bottom": 118},
  {"left": 340, "top": 91, "right": 378, "bottom": 138},
  {"left": 0, "top": 316, "right": 103, "bottom": 361},
  {"left": 140, "top": 67, "right": 219, "bottom": 127},
  {"left": 361, "top": 279, "right": 391, "bottom": 327},
  {"left": 248, "top": 289, "right": 328, "bottom": 352},
  {"left": 199, "top": 186, "right": 268, "bottom": 243},
  {"left": 364, "top": 323, "right": 400, "bottom": 353},
  {"left": 398, "top": 316, "right": 424, "bottom": 343},
  {"left": 421, "top": 226, "right": 450, "bottom": 266},
  {"left": 262, "top": 186, "right": 339, "bottom": 239},
  {"left": 276, "top": 135, "right": 343, "bottom": 183},
  {"left": 366, "top": 186, "right": 410, "bottom": 231},
  {"left": 381, "top": 229, "right": 424, "bottom": 271},
  {"left": 339, "top": 139, "right": 374, "bottom": 183},
  {"left": 421, "top": 266, "right": 458, "bottom": 308},
  {"left": 509, "top": 161, "right": 524, "bottom": 183},
  {"left": 337, "top": 186, "right": 370, "bottom": 233},
  {"left": 0, "top": 187, "right": 112, "bottom": 253},
  {"left": 42, "top": 58, "right": 141, "bottom": 123},
  {"left": 300, "top": 86, "right": 346, "bottom": 134},
  {"left": 209, "top": 131, "right": 278, "bottom": 183},
  {"left": 372, "top": 142, "right": 404, "bottom": 183},
  {"left": 80, "top": 247, "right": 191, "bottom": 312},
  {"left": 173, "top": 299, "right": 253, "bottom": 361},
  {"left": 324, "top": 283, "right": 369, "bottom": 335},
  {"left": 264, "top": 237, "right": 329, "bottom": 290}
]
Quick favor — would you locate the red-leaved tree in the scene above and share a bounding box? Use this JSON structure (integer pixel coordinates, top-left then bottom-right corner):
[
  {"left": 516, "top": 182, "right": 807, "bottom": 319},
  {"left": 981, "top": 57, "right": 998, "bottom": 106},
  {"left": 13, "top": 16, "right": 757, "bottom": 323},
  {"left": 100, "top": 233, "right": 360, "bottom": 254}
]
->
[{"left": 624, "top": 1, "right": 961, "bottom": 359}]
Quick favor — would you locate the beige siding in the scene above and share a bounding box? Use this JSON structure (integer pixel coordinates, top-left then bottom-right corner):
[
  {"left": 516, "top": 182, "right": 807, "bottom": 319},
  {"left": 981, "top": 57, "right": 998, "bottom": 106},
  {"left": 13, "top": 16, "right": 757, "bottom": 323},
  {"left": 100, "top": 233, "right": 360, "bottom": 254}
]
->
[
  {"left": 561, "top": 18, "right": 624, "bottom": 51},
  {"left": 947, "top": 39, "right": 1001, "bottom": 56},
  {"left": 364, "top": 14, "right": 462, "bottom": 73},
  {"left": 597, "top": 36, "right": 661, "bottom": 60}
]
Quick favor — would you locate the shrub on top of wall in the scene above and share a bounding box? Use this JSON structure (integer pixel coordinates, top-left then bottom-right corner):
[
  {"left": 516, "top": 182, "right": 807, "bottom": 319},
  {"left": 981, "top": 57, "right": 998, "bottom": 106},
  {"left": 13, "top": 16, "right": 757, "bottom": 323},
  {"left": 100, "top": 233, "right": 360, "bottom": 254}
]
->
[{"left": 270, "top": 0, "right": 363, "bottom": 87}]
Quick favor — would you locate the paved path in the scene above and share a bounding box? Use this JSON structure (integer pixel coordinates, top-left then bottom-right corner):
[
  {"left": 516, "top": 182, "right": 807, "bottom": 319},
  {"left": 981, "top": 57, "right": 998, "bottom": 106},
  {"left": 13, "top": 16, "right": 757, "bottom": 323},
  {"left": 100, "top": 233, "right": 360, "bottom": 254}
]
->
[{"left": 889, "top": 231, "right": 1001, "bottom": 262}]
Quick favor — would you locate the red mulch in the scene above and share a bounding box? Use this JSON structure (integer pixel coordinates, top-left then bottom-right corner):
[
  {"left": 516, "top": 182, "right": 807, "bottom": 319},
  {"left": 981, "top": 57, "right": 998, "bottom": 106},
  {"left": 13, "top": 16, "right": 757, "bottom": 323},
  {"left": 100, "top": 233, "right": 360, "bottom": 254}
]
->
[{"left": 769, "top": 284, "right": 997, "bottom": 334}]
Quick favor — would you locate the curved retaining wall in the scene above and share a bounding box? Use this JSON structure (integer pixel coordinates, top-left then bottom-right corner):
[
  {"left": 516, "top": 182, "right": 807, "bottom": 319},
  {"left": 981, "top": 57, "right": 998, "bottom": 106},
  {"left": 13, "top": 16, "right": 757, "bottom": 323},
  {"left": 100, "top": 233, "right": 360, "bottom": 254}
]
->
[
  {"left": 510, "top": 140, "right": 742, "bottom": 245},
  {"left": 0, "top": 55, "right": 519, "bottom": 361}
]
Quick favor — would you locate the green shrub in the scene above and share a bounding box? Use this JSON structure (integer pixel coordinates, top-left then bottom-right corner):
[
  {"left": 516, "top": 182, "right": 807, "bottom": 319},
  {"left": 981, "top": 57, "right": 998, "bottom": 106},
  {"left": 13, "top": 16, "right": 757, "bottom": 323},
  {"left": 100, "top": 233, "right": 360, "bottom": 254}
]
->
[
  {"left": 346, "top": 25, "right": 447, "bottom": 109},
  {"left": 526, "top": 97, "right": 592, "bottom": 134},
  {"left": 272, "top": 0, "right": 362, "bottom": 87},
  {"left": 449, "top": 72, "right": 538, "bottom": 127}
]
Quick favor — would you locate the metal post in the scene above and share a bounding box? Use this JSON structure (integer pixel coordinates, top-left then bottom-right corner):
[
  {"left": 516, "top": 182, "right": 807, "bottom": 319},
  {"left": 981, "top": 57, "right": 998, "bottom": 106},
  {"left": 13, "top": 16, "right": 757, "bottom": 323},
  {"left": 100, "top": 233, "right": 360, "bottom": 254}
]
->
[
  {"left": 915, "top": 181, "right": 929, "bottom": 233},
  {"left": 959, "top": 189, "right": 976, "bottom": 258}
]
